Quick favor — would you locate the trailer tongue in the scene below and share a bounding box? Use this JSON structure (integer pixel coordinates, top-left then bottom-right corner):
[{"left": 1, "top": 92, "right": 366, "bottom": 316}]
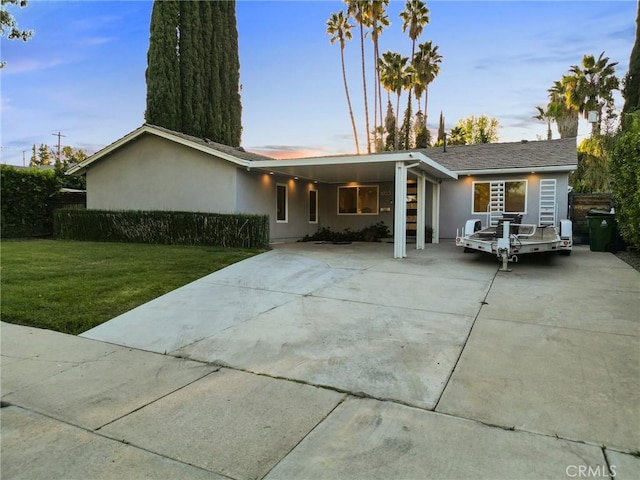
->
[{"left": 456, "top": 216, "right": 573, "bottom": 271}]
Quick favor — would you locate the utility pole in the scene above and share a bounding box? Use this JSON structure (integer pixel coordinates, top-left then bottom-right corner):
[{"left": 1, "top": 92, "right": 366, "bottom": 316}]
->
[
  {"left": 22, "top": 150, "right": 26, "bottom": 166},
  {"left": 52, "top": 131, "right": 66, "bottom": 162}
]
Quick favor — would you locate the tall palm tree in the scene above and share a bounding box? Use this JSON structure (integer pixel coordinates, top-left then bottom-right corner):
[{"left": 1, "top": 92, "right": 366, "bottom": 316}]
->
[
  {"left": 413, "top": 40, "right": 442, "bottom": 129},
  {"left": 327, "top": 11, "right": 360, "bottom": 154},
  {"left": 400, "top": 0, "right": 429, "bottom": 112},
  {"left": 346, "top": 1, "right": 371, "bottom": 153},
  {"left": 548, "top": 80, "right": 579, "bottom": 138},
  {"left": 379, "top": 50, "right": 412, "bottom": 149},
  {"left": 565, "top": 52, "right": 619, "bottom": 135},
  {"left": 533, "top": 105, "right": 554, "bottom": 140},
  {"left": 366, "top": 0, "right": 390, "bottom": 151}
]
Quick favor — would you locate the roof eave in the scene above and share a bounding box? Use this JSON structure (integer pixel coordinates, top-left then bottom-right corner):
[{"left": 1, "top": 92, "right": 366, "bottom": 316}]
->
[
  {"left": 65, "top": 125, "right": 251, "bottom": 176},
  {"left": 455, "top": 165, "right": 577, "bottom": 176}
]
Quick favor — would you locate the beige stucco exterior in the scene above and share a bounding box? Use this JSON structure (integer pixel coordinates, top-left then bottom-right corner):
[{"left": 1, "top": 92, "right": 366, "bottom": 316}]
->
[
  {"left": 86, "top": 135, "right": 237, "bottom": 213},
  {"left": 75, "top": 126, "right": 575, "bottom": 245}
]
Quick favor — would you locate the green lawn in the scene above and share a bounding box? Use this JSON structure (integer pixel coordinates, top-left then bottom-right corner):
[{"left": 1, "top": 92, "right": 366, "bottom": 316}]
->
[{"left": 0, "top": 239, "right": 263, "bottom": 335}]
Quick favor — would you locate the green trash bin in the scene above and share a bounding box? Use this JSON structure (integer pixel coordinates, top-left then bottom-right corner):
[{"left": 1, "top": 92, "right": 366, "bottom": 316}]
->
[{"left": 586, "top": 210, "right": 617, "bottom": 252}]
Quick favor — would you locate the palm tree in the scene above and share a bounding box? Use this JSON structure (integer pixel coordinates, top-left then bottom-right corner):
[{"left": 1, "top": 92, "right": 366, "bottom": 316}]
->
[
  {"left": 366, "top": 0, "right": 390, "bottom": 150},
  {"left": 400, "top": 0, "right": 429, "bottom": 112},
  {"left": 327, "top": 11, "right": 360, "bottom": 154},
  {"left": 548, "top": 80, "right": 579, "bottom": 138},
  {"left": 413, "top": 40, "right": 442, "bottom": 130},
  {"left": 533, "top": 105, "right": 554, "bottom": 140},
  {"left": 346, "top": 1, "right": 371, "bottom": 153},
  {"left": 379, "top": 50, "right": 412, "bottom": 149},
  {"left": 565, "top": 52, "right": 619, "bottom": 135}
]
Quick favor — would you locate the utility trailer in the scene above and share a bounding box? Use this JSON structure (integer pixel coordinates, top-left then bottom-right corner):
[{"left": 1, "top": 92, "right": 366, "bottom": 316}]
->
[{"left": 456, "top": 215, "right": 573, "bottom": 271}]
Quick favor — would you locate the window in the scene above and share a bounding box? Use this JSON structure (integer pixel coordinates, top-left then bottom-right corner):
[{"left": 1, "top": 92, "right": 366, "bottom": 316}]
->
[
  {"left": 276, "top": 184, "right": 288, "bottom": 222},
  {"left": 338, "top": 185, "right": 378, "bottom": 215},
  {"left": 309, "top": 189, "right": 318, "bottom": 223},
  {"left": 473, "top": 180, "right": 527, "bottom": 214}
]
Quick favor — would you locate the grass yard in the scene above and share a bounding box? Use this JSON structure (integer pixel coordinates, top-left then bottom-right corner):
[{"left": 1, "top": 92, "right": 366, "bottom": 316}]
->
[{"left": 1, "top": 239, "right": 263, "bottom": 335}]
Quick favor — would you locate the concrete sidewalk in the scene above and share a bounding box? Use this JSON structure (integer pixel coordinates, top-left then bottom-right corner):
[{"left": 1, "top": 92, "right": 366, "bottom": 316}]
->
[{"left": 1, "top": 243, "right": 639, "bottom": 479}]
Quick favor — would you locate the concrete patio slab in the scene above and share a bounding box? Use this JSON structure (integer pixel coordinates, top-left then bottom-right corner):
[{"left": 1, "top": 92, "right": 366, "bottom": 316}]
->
[
  {"left": 605, "top": 450, "right": 640, "bottom": 479},
  {"left": 196, "top": 247, "right": 360, "bottom": 293},
  {"left": 81, "top": 283, "right": 299, "bottom": 353},
  {"left": 314, "top": 269, "right": 492, "bottom": 317},
  {"left": 482, "top": 278, "right": 639, "bottom": 335},
  {"left": 177, "top": 295, "right": 475, "bottom": 409},
  {"left": 265, "top": 397, "right": 608, "bottom": 480},
  {"left": 437, "top": 317, "right": 640, "bottom": 453},
  {"left": 1, "top": 406, "right": 224, "bottom": 480},
  {"left": 3, "top": 340, "right": 216, "bottom": 430},
  {"left": 100, "top": 368, "right": 344, "bottom": 480}
]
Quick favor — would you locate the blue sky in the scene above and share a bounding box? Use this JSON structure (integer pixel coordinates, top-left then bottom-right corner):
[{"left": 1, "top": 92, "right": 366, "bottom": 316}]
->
[{"left": 0, "top": 0, "right": 636, "bottom": 166}]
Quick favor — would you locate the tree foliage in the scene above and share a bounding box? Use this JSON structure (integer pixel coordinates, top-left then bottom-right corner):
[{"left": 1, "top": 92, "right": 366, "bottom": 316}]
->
[
  {"left": 622, "top": 1, "right": 640, "bottom": 122},
  {"left": 447, "top": 115, "right": 500, "bottom": 145},
  {"left": 609, "top": 113, "right": 640, "bottom": 248},
  {"left": 145, "top": 0, "right": 242, "bottom": 146},
  {"left": 0, "top": 0, "right": 33, "bottom": 68},
  {"left": 571, "top": 136, "right": 612, "bottom": 193}
]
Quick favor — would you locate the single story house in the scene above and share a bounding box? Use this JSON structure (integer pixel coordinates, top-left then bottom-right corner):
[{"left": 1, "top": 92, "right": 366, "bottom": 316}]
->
[{"left": 67, "top": 124, "right": 577, "bottom": 258}]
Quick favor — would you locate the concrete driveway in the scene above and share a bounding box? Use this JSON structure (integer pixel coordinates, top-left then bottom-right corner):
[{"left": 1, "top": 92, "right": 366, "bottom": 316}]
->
[{"left": 2, "top": 242, "right": 639, "bottom": 479}]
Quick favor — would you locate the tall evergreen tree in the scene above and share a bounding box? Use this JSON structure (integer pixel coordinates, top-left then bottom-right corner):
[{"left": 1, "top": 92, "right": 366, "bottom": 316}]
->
[
  {"left": 622, "top": 1, "right": 640, "bottom": 120},
  {"left": 145, "top": 0, "right": 241, "bottom": 146},
  {"left": 437, "top": 111, "right": 445, "bottom": 143},
  {"left": 145, "top": 0, "right": 181, "bottom": 132}
]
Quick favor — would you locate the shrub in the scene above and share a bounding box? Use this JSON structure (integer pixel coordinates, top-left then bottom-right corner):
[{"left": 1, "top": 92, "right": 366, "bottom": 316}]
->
[
  {"left": 610, "top": 114, "right": 640, "bottom": 248},
  {"left": 300, "top": 222, "right": 390, "bottom": 243},
  {"left": 0, "top": 166, "right": 61, "bottom": 238},
  {"left": 54, "top": 210, "right": 270, "bottom": 248}
]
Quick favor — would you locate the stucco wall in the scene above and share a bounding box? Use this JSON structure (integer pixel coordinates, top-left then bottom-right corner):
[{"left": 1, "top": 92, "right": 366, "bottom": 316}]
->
[
  {"left": 86, "top": 135, "right": 237, "bottom": 213},
  {"left": 439, "top": 172, "right": 570, "bottom": 239},
  {"left": 236, "top": 170, "right": 321, "bottom": 242}
]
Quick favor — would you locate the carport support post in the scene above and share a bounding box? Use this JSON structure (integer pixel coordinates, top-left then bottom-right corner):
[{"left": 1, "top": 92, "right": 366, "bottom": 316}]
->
[
  {"left": 416, "top": 172, "right": 426, "bottom": 250},
  {"left": 394, "top": 162, "right": 407, "bottom": 258},
  {"left": 432, "top": 181, "right": 440, "bottom": 244}
]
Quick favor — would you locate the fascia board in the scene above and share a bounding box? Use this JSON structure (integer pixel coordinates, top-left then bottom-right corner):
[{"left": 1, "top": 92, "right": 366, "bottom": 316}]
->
[
  {"left": 66, "top": 125, "right": 250, "bottom": 176},
  {"left": 455, "top": 165, "right": 577, "bottom": 176}
]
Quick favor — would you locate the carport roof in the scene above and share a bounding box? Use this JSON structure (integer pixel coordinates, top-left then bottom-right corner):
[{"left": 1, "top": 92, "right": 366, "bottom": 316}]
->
[{"left": 249, "top": 153, "right": 458, "bottom": 183}]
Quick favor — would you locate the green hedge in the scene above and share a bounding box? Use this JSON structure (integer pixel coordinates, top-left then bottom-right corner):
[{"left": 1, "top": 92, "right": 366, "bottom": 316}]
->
[
  {"left": 54, "top": 210, "right": 270, "bottom": 248},
  {"left": 1, "top": 166, "right": 61, "bottom": 238}
]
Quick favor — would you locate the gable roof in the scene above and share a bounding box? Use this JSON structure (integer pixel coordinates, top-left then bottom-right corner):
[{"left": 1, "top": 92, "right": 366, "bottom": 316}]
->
[
  {"left": 68, "top": 124, "right": 577, "bottom": 179},
  {"left": 417, "top": 138, "right": 578, "bottom": 174},
  {"left": 66, "top": 123, "right": 275, "bottom": 175}
]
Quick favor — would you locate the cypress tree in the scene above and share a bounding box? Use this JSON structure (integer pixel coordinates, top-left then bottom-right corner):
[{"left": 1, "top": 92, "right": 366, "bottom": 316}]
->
[
  {"left": 145, "top": 1, "right": 181, "bottom": 131},
  {"left": 622, "top": 1, "right": 640, "bottom": 119},
  {"left": 437, "top": 111, "right": 445, "bottom": 143},
  {"left": 145, "top": 0, "right": 242, "bottom": 146}
]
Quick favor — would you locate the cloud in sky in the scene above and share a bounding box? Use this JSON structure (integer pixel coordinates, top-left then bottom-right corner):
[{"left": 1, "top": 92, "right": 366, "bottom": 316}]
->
[{"left": 247, "top": 145, "right": 333, "bottom": 160}]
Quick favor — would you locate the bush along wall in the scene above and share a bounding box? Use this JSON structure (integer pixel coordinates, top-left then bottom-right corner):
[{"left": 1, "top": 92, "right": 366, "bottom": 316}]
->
[
  {"left": 1, "top": 166, "right": 61, "bottom": 238},
  {"left": 54, "top": 210, "right": 270, "bottom": 248}
]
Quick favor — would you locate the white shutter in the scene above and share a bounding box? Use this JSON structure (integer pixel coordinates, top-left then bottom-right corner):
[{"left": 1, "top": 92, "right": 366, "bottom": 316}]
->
[
  {"left": 489, "top": 181, "right": 505, "bottom": 226},
  {"left": 538, "top": 179, "right": 557, "bottom": 226}
]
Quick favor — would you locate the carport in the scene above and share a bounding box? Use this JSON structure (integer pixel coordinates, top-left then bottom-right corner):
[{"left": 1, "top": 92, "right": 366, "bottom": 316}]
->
[{"left": 250, "top": 152, "right": 458, "bottom": 258}]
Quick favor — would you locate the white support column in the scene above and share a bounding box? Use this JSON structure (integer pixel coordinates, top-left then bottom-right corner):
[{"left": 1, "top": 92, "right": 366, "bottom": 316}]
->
[
  {"left": 394, "top": 161, "right": 407, "bottom": 258},
  {"left": 416, "top": 172, "right": 426, "bottom": 250},
  {"left": 431, "top": 181, "right": 441, "bottom": 244}
]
